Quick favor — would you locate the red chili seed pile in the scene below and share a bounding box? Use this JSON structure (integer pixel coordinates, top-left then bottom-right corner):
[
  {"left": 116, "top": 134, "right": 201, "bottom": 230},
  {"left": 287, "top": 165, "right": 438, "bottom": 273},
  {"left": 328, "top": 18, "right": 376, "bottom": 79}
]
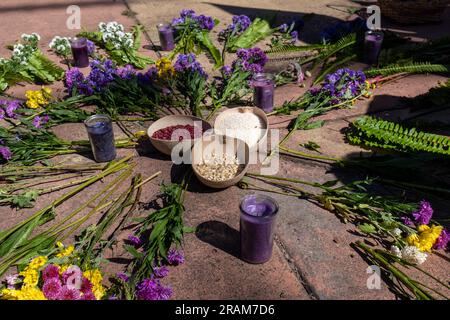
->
[{"left": 152, "top": 124, "right": 203, "bottom": 141}]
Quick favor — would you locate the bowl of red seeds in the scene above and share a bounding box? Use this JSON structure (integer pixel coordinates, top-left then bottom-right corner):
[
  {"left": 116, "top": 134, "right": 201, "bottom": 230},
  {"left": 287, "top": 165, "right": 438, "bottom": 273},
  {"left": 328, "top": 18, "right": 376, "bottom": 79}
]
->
[{"left": 147, "top": 115, "right": 212, "bottom": 155}]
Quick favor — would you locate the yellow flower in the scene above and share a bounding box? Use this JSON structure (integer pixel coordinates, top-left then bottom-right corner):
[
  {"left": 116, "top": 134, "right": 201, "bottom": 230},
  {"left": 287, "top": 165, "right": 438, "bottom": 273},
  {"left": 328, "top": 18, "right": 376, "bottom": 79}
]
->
[
  {"left": 56, "top": 245, "right": 74, "bottom": 258},
  {"left": 156, "top": 57, "right": 174, "bottom": 78},
  {"left": 406, "top": 225, "right": 443, "bottom": 252},
  {"left": 19, "top": 269, "right": 39, "bottom": 287},
  {"left": 59, "top": 264, "right": 70, "bottom": 275},
  {"left": 133, "top": 130, "right": 147, "bottom": 139},
  {"left": 1, "top": 287, "right": 46, "bottom": 300},
  {"left": 25, "top": 87, "right": 52, "bottom": 109},
  {"left": 28, "top": 256, "right": 47, "bottom": 270}
]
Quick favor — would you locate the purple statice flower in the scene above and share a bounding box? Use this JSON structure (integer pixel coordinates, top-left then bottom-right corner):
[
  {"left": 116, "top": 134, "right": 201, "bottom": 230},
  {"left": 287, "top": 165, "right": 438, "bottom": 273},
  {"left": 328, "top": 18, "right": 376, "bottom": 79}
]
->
[
  {"left": 137, "top": 66, "right": 157, "bottom": 85},
  {"left": 87, "top": 59, "right": 116, "bottom": 91},
  {"left": 153, "top": 266, "right": 169, "bottom": 278},
  {"left": 3, "top": 100, "right": 20, "bottom": 119},
  {"left": 412, "top": 200, "right": 433, "bottom": 225},
  {"left": 58, "top": 285, "right": 81, "bottom": 300},
  {"left": 65, "top": 68, "right": 94, "bottom": 96},
  {"left": 135, "top": 278, "right": 172, "bottom": 300},
  {"left": 180, "top": 9, "right": 196, "bottom": 18},
  {"left": 86, "top": 40, "right": 96, "bottom": 55},
  {"left": 0, "top": 108, "right": 4, "bottom": 120},
  {"left": 219, "top": 15, "right": 251, "bottom": 38},
  {"left": 167, "top": 249, "right": 184, "bottom": 266},
  {"left": 43, "top": 278, "right": 63, "bottom": 300},
  {"left": 194, "top": 14, "right": 215, "bottom": 31},
  {"left": 0, "top": 146, "right": 12, "bottom": 161},
  {"left": 32, "top": 115, "right": 49, "bottom": 129},
  {"left": 278, "top": 23, "right": 289, "bottom": 33},
  {"left": 116, "top": 272, "right": 130, "bottom": 282},
  {"left": 402, "top": 216, "right": 415, "bottom": 227},
  {"left": 234, "top": 47, "right": 267, "bottom": 74},
  {"left": 5, "top": 274, "right": 19, "bottom": 289},
  {"left": 42, "top": 264, "right": 60, "bottom": 282},
  {"left": 290, "top": 31, "right": 298, "bottom": 43},
  {"left": 117, "top": 64, "right": 136, "bottom": 80},
  {"left": 309, "top": 87, "right": 320, "bottom": 96},
  {"left": 127, "top": 235, "right": 142, "bottom": 247},
  {"left": 174, "top": 53, "right": 207, "bottom": 78},
  {"left": 321, "top": 68, "right": 366, "bottom": 101},
  {"left": 433, "top": 229, "right": 450, "bottom": 250},
  {"left": 220, "top": 65, "right": 232, "bottom": 77}
]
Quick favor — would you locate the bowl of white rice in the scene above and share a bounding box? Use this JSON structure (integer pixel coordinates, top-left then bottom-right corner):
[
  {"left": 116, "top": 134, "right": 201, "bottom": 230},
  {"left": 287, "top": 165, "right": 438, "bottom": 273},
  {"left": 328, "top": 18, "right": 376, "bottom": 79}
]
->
[{"left": 213, "top": 107, "right": 268, "bottom": 150}]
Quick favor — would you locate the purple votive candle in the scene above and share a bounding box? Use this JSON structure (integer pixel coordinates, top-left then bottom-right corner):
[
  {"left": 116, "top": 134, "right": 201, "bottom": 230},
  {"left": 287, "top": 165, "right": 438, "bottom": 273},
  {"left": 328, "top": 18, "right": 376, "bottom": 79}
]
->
[
  {"left": 252, "top": 73, "right": 275, "bottom": 113},
  {"left": 84, "top": 114, "right": 116, "bottom": 163},
  {"left": 70, "top": 37, "right": 90, "bottom": 68},
  {"left": 240, "top": 194, "right": 279, "bottom": 264},
  {"left": 157, "top": 23, "right": 175, "bottom": 51},
  {"left": 364, "top": 30, "right": 384, "bottom": 66}
]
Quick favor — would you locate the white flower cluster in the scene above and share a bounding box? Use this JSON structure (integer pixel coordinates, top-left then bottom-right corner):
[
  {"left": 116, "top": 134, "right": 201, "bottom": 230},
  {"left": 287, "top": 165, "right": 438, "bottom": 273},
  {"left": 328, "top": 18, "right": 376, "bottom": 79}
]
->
[
  {"left": 98, "top": 21, "right": 134, "bottom": 49},
  {"left": 390, "top": 245, "right": 427, "bottom": 265},
  {"left": 49, "top": 36, "right": 71, "bottom": 56},
  {"left": 10, "top": 33, "right": 41, "bottom": 66}
]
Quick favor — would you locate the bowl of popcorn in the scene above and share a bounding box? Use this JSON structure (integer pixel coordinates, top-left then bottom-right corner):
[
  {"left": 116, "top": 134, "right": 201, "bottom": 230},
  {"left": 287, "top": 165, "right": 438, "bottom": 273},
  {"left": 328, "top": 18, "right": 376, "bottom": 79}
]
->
[
  {"left": 192, "top": 134, "right": 250, "bottom": 188},
  {"left": 147, "top": 115, "right": 212, "bottom": 156}
]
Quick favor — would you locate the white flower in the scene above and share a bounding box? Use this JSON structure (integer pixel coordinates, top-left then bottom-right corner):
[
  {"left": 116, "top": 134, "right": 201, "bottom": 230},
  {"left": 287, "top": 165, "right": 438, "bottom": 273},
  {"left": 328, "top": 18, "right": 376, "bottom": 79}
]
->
[
  {"left": 401, "top": 246, "right": 427, "bottom": 265},
  {"left": 392, "top": 228, "right": 402, "bottom": 237},
  {"left": 390, "top": 245, "right": 402, "bottom": 258},
  {"left": 98, "top": 22, "right": 107, "bottom": 30},
  {"left": 32, "top": 33, "right": 41, "bottom": 40}
]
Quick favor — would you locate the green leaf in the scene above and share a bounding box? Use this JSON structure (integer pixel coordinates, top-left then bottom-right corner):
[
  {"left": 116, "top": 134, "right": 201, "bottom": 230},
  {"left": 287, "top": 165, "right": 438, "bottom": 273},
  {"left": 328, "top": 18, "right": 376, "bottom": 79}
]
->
[
  {"left": 358, "top": 223, "right": 377, "bottom": 234},
  {"left": 196, "top": 31, "right": 222, "bottom": 67},
  {"left": 303, "top": 120, "right": 325, "bottom": 130},
  {"left": 11, "top": 190, "right": 39, "bottom": 208},
  {"left": 228, "top": 18, "right": 273, "bottom": 52}
]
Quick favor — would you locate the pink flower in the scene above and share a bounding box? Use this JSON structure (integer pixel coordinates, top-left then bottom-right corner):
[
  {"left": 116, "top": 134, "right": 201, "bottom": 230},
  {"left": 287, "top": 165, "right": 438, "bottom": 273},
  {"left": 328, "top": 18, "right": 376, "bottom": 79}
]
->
[
  {"left": 80, "top": 291, "right": 96, "bottom": 300},
  {"left": 42, "top": 278, "right": 62, "bottom": 300},
  {"left": 42, "top": 264, "right": 60, "bottom": 282},
  {"left": 58, "top": 285, "right": 81, "bottom": 300},
  {"left": 80, "top": 277, "right": 93, "bottom": 294},
  {"left": 62, "top": 265, "right": 82, "bottom": 290}
]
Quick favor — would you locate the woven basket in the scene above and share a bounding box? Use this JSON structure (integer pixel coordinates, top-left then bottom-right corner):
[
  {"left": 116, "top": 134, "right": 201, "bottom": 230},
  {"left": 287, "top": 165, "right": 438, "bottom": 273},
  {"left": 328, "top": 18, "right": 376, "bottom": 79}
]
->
[{"left": 378, "top": 0, "right": 449, "bottom": 24}]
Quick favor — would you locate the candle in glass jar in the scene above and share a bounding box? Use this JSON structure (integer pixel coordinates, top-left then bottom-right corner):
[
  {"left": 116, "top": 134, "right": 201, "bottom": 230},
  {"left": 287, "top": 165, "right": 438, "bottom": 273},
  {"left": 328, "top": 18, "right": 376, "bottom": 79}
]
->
[
  {"left": 157, "top": 23, "right": 175, "bottom": 51},
  {"left": 84, "top": 115, "right": 117, "bottom": 163},
  {"left": 252, "top": 73, "right": 275, "bottom": 113},
  {"left": 240, "top": 194, "right": 279, "bottom": 264},
  {"left": 70, "top": 37, "right": 90, "bottom": 68},
  {"left": 364, "top": 30, "right": 384, "bottom": 66}
]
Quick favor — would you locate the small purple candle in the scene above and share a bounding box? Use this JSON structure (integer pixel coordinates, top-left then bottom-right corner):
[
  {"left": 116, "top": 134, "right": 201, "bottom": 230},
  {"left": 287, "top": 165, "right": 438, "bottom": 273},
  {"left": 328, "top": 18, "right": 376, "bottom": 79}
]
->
[
  {"left": 157, "top": 23, "right": 175, "bottom": 51},
  {"left": 84, "top": 114, "right": 116, "bottom": 163},
  {"left": 252, "top": 73, "right": 275, "bottom": 113},
  {"left": 70, "top": 37, "right": 90, "bottom": 68},
  {"left": 364, "top": 30, "right": 384, "bottom": 66},
  {"left": 240, "top": 194, "right": 279, "bottom": 264}
]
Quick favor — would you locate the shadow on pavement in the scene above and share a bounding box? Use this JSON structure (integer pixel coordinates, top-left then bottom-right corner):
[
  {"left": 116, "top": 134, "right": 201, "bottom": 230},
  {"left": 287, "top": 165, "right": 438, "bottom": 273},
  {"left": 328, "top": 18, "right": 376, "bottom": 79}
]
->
[{"left": 196, "top": 220, "right": 240, "bottom": 259}]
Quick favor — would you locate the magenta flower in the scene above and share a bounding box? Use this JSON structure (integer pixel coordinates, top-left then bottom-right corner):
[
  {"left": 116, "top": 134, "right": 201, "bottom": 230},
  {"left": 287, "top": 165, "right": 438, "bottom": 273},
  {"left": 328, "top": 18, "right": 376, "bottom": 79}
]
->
[
  {"left": 127, "top": 235, "right": 142, "bottom": 247},
  {"left": 433, "top": 229, "right": 450, "bottom": 250},
  {"left": 42, "top": 264, "right": 60, "bottom": 282},
  {"left": 58, "top": 285, "right": 81, "bottom": 300},
  {"left": 116, "top": 272, "right": 129, "bottom": 282},
  {"left": 32, "top": 115, "right": 49, "bottom": 129},
  {"left": 0, "top": 146, "right": 12, "bottom": 161},
  {"left": 62, "top": 265, "right": 82, "bottom": 290},
  {"left": 135, "top": 278, "right": 172, "bottom": 300},
  {"left": 80, "top": 277, "right": 93, "bottom": 294},
  {"left": 80, "top": 291, "right": 96, "bottom": 300},
  {"left": 412, "top": 200, "right": 433, "bottom": 225},
  {"left": 43, "top": 278, "right": 63, "bottom": 300},
  {"left": 167, "top": 249, "right": 184, "bottom": 265}
]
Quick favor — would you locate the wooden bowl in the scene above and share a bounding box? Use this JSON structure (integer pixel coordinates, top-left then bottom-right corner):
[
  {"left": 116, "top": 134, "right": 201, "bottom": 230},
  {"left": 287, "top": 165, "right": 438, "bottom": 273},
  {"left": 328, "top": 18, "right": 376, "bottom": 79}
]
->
[
  {"left": 192, "top": 134, "right": 250, "bottom": 189},
  {"left": 147, "top": 115, "right": 212, "bottom": 156},
  {"left": 214, "top": 107, "right": 268, "bottom": 150}
]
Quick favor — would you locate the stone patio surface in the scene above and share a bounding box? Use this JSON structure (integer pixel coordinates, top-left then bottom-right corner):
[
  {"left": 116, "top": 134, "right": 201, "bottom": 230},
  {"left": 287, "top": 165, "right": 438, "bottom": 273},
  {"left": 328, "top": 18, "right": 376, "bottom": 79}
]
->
[{"left": 0, "top": 0, "right": 449, "bottom": 300}]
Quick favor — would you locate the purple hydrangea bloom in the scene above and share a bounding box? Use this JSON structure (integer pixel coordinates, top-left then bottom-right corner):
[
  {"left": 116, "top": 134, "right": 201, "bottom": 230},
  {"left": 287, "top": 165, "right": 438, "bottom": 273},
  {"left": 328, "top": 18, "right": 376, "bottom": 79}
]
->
[
  {"left": 433, "top": 229, "right": 450, "bottom": 250},
  {"left": 0, "top": 146, "right": 12, "bottom": 161},
  {"left": 117, "top": 64, "right": 136, "bottom": 80},
  {"left": 127, "top": 235, "right": 142, "bottom": 247},
  {"left": 86, "top": 40, "right": 96, "bottom": 55},
  {"left": 174, "top": 53, "right": 207, "bottom": 78},
  {"left": 167, "top": 249, "right": 184, "bottom": 265},
  {"left": 135, "top": 278, "right": 172, "bottom": 300},
  {"left": 412, "top": 200, "right": 433, "bottom": 225},
  {"left": 153, "top": 266, "right": 169, "bottom": 278},
  {"left": 116, "top": 272, "right": 130, "bottom": 282}
]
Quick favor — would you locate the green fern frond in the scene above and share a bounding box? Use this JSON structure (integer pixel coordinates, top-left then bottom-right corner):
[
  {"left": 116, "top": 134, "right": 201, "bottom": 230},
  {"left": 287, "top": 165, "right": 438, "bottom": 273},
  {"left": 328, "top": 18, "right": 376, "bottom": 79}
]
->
[
  {"left": 366, "top": 62, "right": 449, "bottom": 77},
  {"left": 265, "top": 44, "right": 326, "bottom": 55},
  {"left": 346, "top": 116, "right": 450, "bottom": 156}
]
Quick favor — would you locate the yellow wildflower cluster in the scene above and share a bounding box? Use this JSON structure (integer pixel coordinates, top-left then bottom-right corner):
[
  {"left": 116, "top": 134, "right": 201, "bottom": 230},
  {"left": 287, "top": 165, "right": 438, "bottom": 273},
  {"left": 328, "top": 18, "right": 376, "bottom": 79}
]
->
[
  {"left": 25, "top": 87, "right": 52, "bottom": 109},
  {"left": 156, "top": 57, "right": 175, "bottom": 79},
  {"left": 56, "top": 245, "right": 74, "bottom": 258},
  {"left": 83, "top": 269, "right": 105, "bottom": 300},
  {"left": 1, "top": 255, "right": 48, "bottom": 300},
  {"left": 406, "top": 225, "right": 443, "bottom": 252}
]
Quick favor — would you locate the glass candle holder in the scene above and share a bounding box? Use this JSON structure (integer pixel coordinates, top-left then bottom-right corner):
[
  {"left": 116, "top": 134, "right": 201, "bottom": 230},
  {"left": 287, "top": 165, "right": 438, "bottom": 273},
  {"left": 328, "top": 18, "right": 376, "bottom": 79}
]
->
[
  {"left": 364, "top": 30, "right": 384, "bottom": 66},
  {"left": 84, "top": 114, "right": 117, "bottom": 163},
  {"left": 70, "top": 37, "right": 90, "bottom": 68},
  {"left": 240, "top": 194, "right": 279, "bottom": 264},
  {"left": 252, "top": 73, "right": 275, "bottom": 113},
  {"left": 157, "top": 23, "right": 175, "bottom": 51}
]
